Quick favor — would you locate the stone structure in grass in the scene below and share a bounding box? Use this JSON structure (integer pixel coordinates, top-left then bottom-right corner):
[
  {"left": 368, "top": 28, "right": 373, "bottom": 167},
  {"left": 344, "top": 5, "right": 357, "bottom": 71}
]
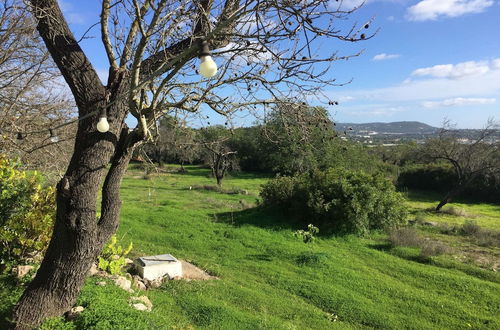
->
[{"left": 134, "top": 254, "right": 183, "bottom": 281}]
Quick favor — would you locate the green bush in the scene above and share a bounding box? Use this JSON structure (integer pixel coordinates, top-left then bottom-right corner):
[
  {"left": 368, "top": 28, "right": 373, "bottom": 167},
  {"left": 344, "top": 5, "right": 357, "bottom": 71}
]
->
[
  {"left": 0, "top": 156, "right": 55, "bottom": 267},
  {"left": 260, "top": 169, "right": 408, "bottom": 235},
  {"left": 398, "top": 163, "right": 500, "bottom": 202},
  {"left": 398, "top": 163, "right": 455, "bottom": 192}
]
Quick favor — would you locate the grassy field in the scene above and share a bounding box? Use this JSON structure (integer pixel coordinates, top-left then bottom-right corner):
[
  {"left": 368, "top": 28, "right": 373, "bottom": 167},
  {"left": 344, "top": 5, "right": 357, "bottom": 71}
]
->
[{"left": 1, "top": 165, "right": 499, "bottom": 329}]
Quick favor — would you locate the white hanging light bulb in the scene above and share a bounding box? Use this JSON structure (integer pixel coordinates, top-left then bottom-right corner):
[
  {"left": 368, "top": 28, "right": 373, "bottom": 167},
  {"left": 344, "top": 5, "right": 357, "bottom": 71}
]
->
[
  {"left": 97, "top": 107, "right": 109, "bottom": 133},
  {"left": 199, "top": 40, "right": 217, "bottom": 78},
  {"left": 49, "top": 128, "right": 59, "bottom": 143}
]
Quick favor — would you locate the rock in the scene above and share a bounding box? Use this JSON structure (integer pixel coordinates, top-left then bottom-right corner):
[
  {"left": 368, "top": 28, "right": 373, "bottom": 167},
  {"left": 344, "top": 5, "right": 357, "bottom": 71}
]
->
[
  {"left": 132, "top": 275, "right": 147, "bottom": 290},
  {"left": 124, "top": 258, "right": 134, "bottom": 265},
  {"left": 130, "top": 296, "right": 152, "bottom": 311},
  {"left": 132, "top": 303, "right": 149, "bottom": 311},
  {"left": 142, "top": 276, "right": 167, "bottom": 289},
  {"left": 66, "top": 306, "right": 84, "bottom": 320},
  {"left": 15, "top": 265, "right": 34, "bottom": 279},
  {"left": 113, "top": 275, "right": 133, "bottom": 293},
  {"left": 96, "top": 281, "right": 107, "bottom": 286},
  {"left": 137, "top": 281, "right": 147, "bottom": 290},
  {"left": 179, "top": 260, "right": 215, "bottom": 281},
  {"left": 423, "top": 221, "right": 438, "bottom": 227},
  {"left": 88, "top": 263, "right": 99, "bottom": 276}
]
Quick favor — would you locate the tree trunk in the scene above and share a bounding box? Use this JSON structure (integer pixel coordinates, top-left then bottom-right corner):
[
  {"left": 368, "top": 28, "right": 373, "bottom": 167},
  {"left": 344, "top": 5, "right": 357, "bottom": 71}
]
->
[
  {"left": 216, "top": 175, "right": 223, "bottom": 187},
  {"left": 435, "top": 187, "right": 462, "bottom": 212},
  {"left": 11, "top": 94, "right": 139, "bottom": 328}
]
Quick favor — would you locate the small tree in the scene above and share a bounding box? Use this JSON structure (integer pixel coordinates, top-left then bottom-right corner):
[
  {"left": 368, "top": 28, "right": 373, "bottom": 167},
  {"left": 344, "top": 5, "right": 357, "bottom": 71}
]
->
[
  {"left": 198, "top": 126, "right": 238, "bottom": 186},
  {"left": 260, "top": 102, "right": 336, "bottom": 174},
  {"left": 423, "top": 119, "right": 500, "bottom": 211}
]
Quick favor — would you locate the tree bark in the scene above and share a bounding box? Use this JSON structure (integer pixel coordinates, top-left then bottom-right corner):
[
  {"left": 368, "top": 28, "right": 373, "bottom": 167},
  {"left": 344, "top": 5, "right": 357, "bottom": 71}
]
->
[
  {"left": 216, "top": 175, "right": 223, "bottom": 187},
  {"left": 435, "top": 187, "right": 462, "bottom": 212}
]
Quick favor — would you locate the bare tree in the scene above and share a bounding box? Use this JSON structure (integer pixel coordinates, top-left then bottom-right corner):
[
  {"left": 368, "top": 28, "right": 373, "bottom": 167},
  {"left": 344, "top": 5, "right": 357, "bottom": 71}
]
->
[
  {"left": 11, "top": 0, "right": 373, "bottom": 327},
  {"left": 198, "top": 126, "right": 238, "bottom": 186},
  {"left": 0, "top": 0, "right": 74, "bottom": 179},
  {"left": 424, "top": 119, "right": 500, "bottom": 211}
]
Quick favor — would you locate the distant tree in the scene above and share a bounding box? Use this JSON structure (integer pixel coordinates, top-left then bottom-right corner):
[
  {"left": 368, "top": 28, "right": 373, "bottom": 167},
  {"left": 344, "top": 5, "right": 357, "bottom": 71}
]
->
[
  {"left": 423, "top": 119, "right": 500, "bottom": 211},
  {"left": 0, "top": 0, "right": 74, "bottom": 177},
  {"left": 198, "top": 126, "right": 238, "bottom": 186},
  {"left": 145, "top": 115, "right": 199, "bottom": 169},
  {"left": 260, "top": 102, "right": 335, "bottom": 174}
]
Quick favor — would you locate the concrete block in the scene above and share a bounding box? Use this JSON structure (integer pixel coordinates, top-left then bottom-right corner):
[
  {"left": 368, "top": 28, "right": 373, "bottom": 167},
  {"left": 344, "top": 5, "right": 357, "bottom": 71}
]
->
[{"left": 134, "top": 254, "right": 182, "bottom": 281}]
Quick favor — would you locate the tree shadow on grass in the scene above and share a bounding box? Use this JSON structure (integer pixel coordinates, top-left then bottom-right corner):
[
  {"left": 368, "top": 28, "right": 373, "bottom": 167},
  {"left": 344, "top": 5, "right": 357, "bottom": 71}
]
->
[{"left": 211, "top": 206, "right": 305, "bottom": 232}]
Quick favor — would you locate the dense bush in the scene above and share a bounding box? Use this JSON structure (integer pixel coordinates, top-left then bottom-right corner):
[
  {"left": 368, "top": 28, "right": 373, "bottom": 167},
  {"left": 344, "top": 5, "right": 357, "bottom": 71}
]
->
[
  {"left": 397, "top": 163, "right": 455, "bottom": 192},
  {"left": 398, "top": 163, "right": 500, "bottom": 202},
  {"left": 260, "top": 169, "right": 408, "bottom": 235},
  {"left": 0, "top": 156, "right": 55, "bottom": 267}
]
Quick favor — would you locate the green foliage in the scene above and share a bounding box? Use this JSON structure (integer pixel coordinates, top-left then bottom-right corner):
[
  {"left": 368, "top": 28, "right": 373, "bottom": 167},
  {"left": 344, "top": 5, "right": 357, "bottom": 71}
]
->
[
  {"left": 398, "top": 163, "right": 456, "bottom": 192},
  {"left": 98, "top": 235, "right": 133, "bottom": 275},
  {"left": 294, "top": 224, "right": 319, "bottom": 243},
  {"left": 398, "top": 163, "right": 500, "bottom": 202},
  {"left": 0, "top": 156, "right": 55, "bottom": 267},
  {"left": 261, "top": 168, "right": 408, "bottom": 235}
]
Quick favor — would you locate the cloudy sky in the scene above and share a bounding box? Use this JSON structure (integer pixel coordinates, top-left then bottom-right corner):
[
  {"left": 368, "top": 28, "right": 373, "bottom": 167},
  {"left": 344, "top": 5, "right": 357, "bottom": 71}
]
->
[{"left": 60, "top": 0, "right": 500, "bottom": 128}]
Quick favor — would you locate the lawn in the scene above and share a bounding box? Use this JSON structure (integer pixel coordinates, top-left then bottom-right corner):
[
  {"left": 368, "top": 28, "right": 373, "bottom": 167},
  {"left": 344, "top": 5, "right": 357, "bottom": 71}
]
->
[{"left": 1, "top": 165, "right": 499, "bottom": 329}]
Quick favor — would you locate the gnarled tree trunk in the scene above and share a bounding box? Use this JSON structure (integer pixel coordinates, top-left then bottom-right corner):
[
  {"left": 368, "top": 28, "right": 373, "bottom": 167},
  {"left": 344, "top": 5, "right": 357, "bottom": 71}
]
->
[{"left": 10, "top": 2, "right": 142, "bottom": 328}]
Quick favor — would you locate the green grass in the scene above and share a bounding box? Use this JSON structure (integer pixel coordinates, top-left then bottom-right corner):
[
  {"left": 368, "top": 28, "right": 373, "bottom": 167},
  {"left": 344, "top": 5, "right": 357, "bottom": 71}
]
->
[
  {"left": 1, "top": 166, "right": 499, "bottom": 329},
  {"left": 406, "top": 190, "right": 500, "bottom": 230}
]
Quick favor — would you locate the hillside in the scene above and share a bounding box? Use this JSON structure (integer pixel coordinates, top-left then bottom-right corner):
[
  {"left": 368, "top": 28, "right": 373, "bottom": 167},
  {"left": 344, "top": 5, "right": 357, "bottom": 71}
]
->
[
  {"left": 2, "top": 166, "right": 498, "bottom": 329},
  {"left": 336, "top": 121, "right": 438, "bottom": 135}
]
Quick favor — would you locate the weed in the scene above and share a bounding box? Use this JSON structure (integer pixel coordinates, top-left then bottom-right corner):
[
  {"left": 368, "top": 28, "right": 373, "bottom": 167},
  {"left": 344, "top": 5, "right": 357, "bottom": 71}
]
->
[
  {"left": 441, "top": 206, "right": 471, "bottom": 217},
  {"left": 388, "top": 228, "right": 422, "bottom": 248},
  {"left": 420, "top": 241, "right": 452, "bottom": 258},
  {"left": 460, "top": 220, "right": 481, "bottom": 236}
]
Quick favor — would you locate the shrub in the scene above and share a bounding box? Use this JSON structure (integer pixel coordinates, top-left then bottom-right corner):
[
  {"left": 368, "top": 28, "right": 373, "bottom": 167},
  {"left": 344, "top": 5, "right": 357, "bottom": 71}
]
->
[
  {"left": 98, "top": 235, "right": 133, "bottom": 275},
  {"left": 397, "top": 163, "right": 455, "bottom": 192},
  {"left": 294, "top": 224, "right": 319, "bottom": 243},
  {"left": 388, "top": 228, "right": 422, "bottom": 248},
  {"left": 441, "top": 206, "right": 470, "bottom": 217},
  {"left": 460, "top": 220, "right": 481, "bottom": 236},
  {"left": 419, "top": 241, "right": 451, "bottom": 258},
  {"left": 260, "top": 169, "right": 408, "bottom": 235},
  {"left": 388, "top": 227, "right": 451, "bottom": 258},
  {"left": 0, "top": 156, "right": 55, "bottom": 267}
]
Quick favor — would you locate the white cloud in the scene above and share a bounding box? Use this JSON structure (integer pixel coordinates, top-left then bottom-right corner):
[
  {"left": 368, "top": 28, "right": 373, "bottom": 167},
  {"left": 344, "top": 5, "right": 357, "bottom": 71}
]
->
[
  {"left": 339, "top": 96, "right": 355, "bottom": 102},
  {"left": 411, "top": 58, "right": 500, "bottom": 79},
  {"left": 329, "top": 68, "right": 500, "bottom": 103},
  {"left": 373, "top": 53, "right": 401, "bottom": 61},
  {"left": 407, "top": 0, "right": 494, "bottom": 21},
  {"left": 341, "top": 103, "right": 408, "bottom": 116},
  {"left": 422, "top": 97, "right": 496, "bottom": 108}
]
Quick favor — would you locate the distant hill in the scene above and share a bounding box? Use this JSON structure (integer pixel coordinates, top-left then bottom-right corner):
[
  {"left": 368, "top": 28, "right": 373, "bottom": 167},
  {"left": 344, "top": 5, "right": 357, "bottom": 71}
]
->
[{"left": 335, "top": 121, "right": 438, "bottom": 135}]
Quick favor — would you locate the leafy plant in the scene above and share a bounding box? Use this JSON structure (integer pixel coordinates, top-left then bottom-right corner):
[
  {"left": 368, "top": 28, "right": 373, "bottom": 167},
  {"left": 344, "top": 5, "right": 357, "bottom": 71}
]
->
[
  {"left": 294, "top": 224, "right": 319, "bottom": 243},
  {"left": 98, "top": 235, "right": 133, "bottom": 275},
  {"left": 0, "top": 156, "right": 55, "bottom": 268}
]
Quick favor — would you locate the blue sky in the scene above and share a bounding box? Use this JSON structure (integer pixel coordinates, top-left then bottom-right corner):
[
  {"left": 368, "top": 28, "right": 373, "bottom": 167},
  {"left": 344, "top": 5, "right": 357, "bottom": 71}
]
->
[{"left": 60, "top": 0, "right": 500, "bottom": 128}]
